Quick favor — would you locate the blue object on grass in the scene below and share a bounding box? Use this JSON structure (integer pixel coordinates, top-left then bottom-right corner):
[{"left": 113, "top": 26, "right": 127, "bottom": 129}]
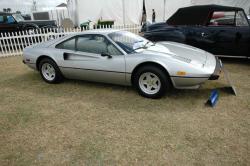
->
[{"left": 207, "top": 90, "right": 219, "bottom": 107}]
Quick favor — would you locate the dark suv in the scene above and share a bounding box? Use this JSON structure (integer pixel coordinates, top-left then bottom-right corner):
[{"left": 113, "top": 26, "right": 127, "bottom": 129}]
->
[{"left": 0, "top": 12, "right": 57, "bottom": 34}]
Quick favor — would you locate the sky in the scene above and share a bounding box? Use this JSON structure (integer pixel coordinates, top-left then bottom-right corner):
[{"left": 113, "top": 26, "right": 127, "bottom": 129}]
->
[{"left": 0, "top": 0, "right": 66, "bottom": 14}]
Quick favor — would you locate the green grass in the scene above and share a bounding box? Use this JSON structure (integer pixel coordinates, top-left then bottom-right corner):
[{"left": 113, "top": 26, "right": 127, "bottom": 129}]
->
[{"left": 0, "top": 56, "right": 249, "bottom": 165}]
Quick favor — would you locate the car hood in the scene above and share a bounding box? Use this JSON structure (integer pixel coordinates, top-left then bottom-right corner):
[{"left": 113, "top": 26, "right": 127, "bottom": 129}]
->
[
  {"left": 141, "top": 41, "right": 208, "bottom": 66},
  {"left": 19, "top": 20, "right": 56, "bottom": 27}
]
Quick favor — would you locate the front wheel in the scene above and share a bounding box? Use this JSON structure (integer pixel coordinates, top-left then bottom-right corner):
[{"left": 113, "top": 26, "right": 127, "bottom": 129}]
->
[
  {"left": 134, "top": 65, "right": 171, "bottom": 99},
  {"left": 39, "top": 58, "right": 63, "bottom": 84}
]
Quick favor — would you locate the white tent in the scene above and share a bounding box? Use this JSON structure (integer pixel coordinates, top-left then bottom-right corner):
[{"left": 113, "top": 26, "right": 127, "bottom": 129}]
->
[
  {"left": 67, "top": 0, "right": 192, "bottom": 26},
  {"left": 145, "top": 0, "right": 192, "bottom": 22},
  {"left": 67, "top": 0, "right": 143, "bottom": 26},
  {"left": 67, "top": 0, "right": 250, "bottom": 26}
]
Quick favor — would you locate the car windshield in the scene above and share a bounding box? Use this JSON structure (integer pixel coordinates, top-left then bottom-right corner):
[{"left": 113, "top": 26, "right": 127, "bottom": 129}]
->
[
  {"left": 108, "top": 31, "right": 154, "bottom": 54},
  {"left": 12, "top": 14, "right": 25, "bottom": 22}
]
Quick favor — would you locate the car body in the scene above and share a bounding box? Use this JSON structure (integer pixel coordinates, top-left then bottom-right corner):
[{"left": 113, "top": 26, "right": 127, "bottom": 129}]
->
[
  {"left": 142, "top": 5, "right": 250, "bottom": 58},
  {"left": 0, "top": 12, "right": 57, "bottom": 34},
  {"left": 23, "top": 30, "right": 220, "bottom": 98}
]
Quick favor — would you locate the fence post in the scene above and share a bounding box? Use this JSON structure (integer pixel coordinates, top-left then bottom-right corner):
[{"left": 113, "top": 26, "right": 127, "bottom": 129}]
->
[
  {"left": 0, "top": 33, "right": 6, "bottom": 56},
  {"left": 0, "top": 24, "right": 142, "bottom": 58},
  {"left": 5, "top": 33, "right": 12, "bottom": 56}
]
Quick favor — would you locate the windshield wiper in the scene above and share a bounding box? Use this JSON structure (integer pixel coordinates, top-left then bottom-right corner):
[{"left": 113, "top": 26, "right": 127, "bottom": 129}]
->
[
  {"left": 134, "top": 41, "right": 155, "bottom": 51},
  {"left": 133, "top": 46, "right": 147, "bottom": 51}
]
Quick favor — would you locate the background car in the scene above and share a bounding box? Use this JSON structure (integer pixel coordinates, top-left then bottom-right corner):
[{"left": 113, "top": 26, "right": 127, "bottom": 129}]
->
[
  {"left": 23, "top": 30, "right": 220, "bottom": 98},
  {"left": 0, "top": 12, "right": 57, "bottom": 34},
  {"left": 142, "top": 5, "right": 250, "bottom": 58}
]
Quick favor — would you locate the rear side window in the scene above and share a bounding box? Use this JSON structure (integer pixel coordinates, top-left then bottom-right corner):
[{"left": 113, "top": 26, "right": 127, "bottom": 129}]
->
[
  {"left": 56, "top": 38, "right": 75, "bottom": 51},
  {"left": 0, "top": 16, "right": 5, "bottom": 23},
  {"left": 236, "top": 11, "right": 249, "bottom": 26}
]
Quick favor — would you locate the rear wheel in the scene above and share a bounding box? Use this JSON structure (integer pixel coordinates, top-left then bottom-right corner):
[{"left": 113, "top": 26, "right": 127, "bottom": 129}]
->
[
  {"left": 39, "top": 58, "right": 63, "bottom": 84},
  {"left": 134, "top": 65, "right": 171, "bottom": 99},
  {"left": 25, "top": 27, "right": 37, "bottom": 35}
]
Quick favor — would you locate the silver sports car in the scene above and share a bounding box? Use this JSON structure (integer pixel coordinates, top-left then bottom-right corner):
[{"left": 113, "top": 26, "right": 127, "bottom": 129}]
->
[{"left": 23, "top": 30, "right": 221, "bottom": 98}]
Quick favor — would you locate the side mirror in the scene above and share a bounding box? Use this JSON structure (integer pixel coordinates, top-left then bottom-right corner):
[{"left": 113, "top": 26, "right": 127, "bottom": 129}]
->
[{"left": 101, "top": 53, "right": 112, "bottom": 59}]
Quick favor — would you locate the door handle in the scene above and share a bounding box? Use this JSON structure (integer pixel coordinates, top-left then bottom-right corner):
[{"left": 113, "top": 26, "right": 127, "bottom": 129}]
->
[
  {"left": 201, "top": 32, "right": 208, "bottom": 37},
  {"left": 101, "top": 53, "right": 112, "bottom": 59}
]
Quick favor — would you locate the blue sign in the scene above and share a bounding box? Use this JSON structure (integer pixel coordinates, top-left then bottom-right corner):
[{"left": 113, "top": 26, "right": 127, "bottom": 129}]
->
[{"left": 207, "top": 90, "right": 219, "bottom": 107}]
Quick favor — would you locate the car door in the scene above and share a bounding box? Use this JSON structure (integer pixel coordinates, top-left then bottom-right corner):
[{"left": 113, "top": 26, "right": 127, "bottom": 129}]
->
[
  {"left": 200, "top": 26, "right": 237, "bottom": 56},
  {"left": 185, "top": 11, "right": 240, "bottom": 56},
  {"left": 199, "top": 11, "right": 238, "bottom": 56},
  {"left": 0, "top": 14, "right": 19, "bottom": 33},
  {"left": 234, "top": 10, "right": 250, "bottom": 57},
  {"left": 58, "top": 34, "right": 126, "bottom": 85}
]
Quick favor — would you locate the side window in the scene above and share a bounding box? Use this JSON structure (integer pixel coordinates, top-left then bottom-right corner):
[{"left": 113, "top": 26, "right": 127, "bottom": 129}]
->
[
  {"left": 56, "top": 38, "right": 76, "bottom": 51},
  {"left": 77, "top": 35, "right": 122, "bottom": 55},
  {"left": 209, "top": 11, "right": 235, "bottom": 26},
  {"left": 236, "top": 11, "right": 249, "bottom": 26}
]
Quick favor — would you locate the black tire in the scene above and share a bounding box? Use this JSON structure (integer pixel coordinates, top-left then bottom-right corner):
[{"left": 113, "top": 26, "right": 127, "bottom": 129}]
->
[
  {"left": 38, "top": 58, "right": 63, "bottom": 84},
  {"left": 134, "top": 65, "right": 171, "bottom": 99}
]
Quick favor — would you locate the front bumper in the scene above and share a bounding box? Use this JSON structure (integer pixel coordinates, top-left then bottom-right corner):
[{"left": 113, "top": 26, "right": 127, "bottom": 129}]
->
[{"left": 209, "top": 58, "right": 222, "bottom": 80}]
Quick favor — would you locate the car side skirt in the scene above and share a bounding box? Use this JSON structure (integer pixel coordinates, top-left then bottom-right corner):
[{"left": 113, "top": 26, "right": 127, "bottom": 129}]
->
[
  {"left": 59, "top": 67, "right": 129, "bottom": 86},
  {"left": 23, "top": 61, "right": 37, "bottom": 70}
]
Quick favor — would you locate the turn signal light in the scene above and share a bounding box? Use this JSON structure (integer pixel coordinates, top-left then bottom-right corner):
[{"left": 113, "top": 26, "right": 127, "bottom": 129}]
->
[{"left": 177, "top": 71, "right": 187, "bottom": 76}]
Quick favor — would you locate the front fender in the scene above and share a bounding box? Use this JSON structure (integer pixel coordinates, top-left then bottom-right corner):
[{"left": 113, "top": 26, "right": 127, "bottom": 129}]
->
[
  {"left": 144, "top": 29, "right": 186, "bottom": 43},
  {"left": 125, "top": 56, "right": 172, "bottom": 85},
  {"left": 23, "top": 23, "right": 39, "bottom": 30}
]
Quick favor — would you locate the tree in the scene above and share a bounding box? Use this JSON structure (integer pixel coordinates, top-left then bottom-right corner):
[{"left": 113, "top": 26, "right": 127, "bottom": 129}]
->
[
  {"left": 7, "top": 8, "right": 12, "bottom": 13},
  {"left": 32, "top": 0, "right": 37, "bottom": 12}
]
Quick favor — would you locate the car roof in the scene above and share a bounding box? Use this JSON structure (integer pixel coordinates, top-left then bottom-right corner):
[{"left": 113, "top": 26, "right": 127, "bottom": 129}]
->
[
  {"left": 73, "top": 29, "right": 121, "bottom": 36},
  {"left": 167, "top": 4, "right": 244, "bottom": 26},
  {"left": 0, "top": 12, "right": 8, "bottom": 15},
  {"left": 0, "top": 12, "right": 17, "bottom": 15}
]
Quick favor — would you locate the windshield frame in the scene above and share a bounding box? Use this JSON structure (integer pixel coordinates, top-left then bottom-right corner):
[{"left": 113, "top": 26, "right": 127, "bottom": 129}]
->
[{"left": 12, "top": 13, "right": 25, "bottom": 22}]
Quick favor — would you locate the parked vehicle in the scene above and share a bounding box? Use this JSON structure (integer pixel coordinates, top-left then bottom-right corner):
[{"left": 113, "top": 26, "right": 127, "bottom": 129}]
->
[
  {"left": 142, "top": 5, "right": 250, "bottom": 58},
  {"left": 0, "top": 12, "right": 57, "bottom": 34},
  {"left": 23, "top": 30, "right": 221, "bottom": 98}
]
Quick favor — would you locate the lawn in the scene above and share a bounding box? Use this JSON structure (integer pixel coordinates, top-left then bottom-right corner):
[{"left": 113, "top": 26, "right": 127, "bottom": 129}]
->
[{"left": 0, "top": 56, "right": 249, "bottom": 165}]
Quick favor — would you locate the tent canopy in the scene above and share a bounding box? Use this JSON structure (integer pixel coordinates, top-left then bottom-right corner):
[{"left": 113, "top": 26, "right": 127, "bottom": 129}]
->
[
  {"left": 68, "top": 0, "right": 143, "bottom": 26},
  {"left": 67, "top": 0, "right": 250, "bottom": 26}
]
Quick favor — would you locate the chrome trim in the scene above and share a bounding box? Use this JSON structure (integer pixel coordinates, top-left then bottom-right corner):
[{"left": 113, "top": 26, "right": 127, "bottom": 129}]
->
[{"left": 215, "top": 55, "right": 248, "bottom": 59}]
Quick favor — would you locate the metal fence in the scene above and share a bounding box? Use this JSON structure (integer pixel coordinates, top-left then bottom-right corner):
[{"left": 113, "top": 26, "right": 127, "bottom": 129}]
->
[{"left": 0, "top": 24, "right": 141, "bottom": 58}]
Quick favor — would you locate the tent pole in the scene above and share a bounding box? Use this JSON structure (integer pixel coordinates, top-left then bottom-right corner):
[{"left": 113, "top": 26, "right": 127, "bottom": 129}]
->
[
  {"left": 163, "top": 0, "right": 166, "bottom": 21},
  {"left": 122, "top": 0, "right": 125, "bottom": 26}
]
